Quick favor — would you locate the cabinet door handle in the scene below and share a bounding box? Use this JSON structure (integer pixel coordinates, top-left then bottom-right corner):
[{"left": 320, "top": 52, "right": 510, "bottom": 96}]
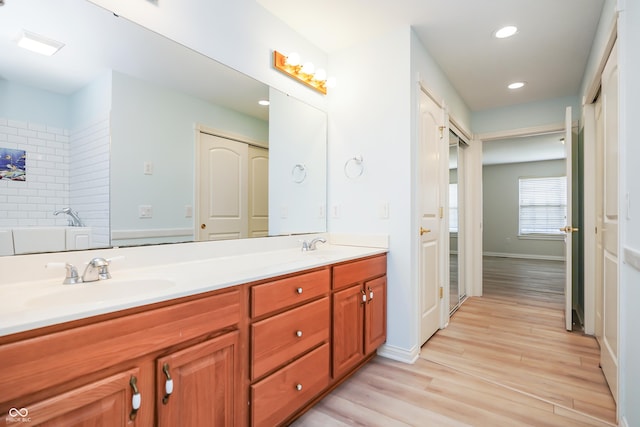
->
[
  {"left": 368, "top": 286, "right": 374, "bottom": 303},
  {"left": 296, "top": 383, "right": 303, "bottom": 391},
  {"left": 129, "top": 375, "right": 142, "bottom": 421},
  {"left": 162, "top": 363, "right": 174, "bottom": 405},
  {"left": 296, "top": 287, "right": 303, "bottom": 294},
  {"left": 361, "top": 289, "right": 367, "bottom": 305},
  {"left": 296, "top": 330, "right": 303, "bottom": 338}
]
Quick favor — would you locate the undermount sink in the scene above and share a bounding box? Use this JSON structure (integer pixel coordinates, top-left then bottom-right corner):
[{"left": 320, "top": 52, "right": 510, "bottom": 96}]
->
[{"left": 26, "top": 278, "right": 176, "bottom": 308}]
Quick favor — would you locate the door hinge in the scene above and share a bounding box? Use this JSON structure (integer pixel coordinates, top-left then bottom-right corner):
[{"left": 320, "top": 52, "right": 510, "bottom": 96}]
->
[
  {"left": 439, "top": 286, "right": 444, "bottom": 299},
  {"left": 439, "top": 207, "right": 444, "bottom": 218},
  {"left": 439, "top": 126, "right": 445, "bottom": 139}
]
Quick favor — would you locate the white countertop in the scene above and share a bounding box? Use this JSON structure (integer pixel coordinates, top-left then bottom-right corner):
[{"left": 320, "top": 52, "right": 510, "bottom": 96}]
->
[{"left": 0, "top": 239, "right": 387, "bottom": 337}]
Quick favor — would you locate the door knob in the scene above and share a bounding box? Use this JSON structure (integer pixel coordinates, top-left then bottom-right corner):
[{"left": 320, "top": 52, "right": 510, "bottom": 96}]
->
[
  {"left": 200, "top": 224, "right": 206, "bottom": 229},
  {"left": 559, "top": 226, "right": 579, "bottom": 233},
  {"left": 420, "top": 227, "right": 431, "bottom": 236}
]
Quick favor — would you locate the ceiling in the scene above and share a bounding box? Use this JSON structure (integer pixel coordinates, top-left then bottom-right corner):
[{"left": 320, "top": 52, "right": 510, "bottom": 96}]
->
[{"left": 256, "top": 0, "right": 605, "bottom": 112}]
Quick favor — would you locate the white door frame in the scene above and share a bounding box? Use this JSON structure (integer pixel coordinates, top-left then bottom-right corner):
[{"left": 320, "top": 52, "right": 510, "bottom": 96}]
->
[{"left": 475, "top": 122, "right": 568, "bottom": 299}]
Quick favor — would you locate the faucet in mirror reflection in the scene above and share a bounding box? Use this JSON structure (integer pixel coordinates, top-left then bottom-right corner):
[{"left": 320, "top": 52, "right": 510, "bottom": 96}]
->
[{"left": 53, "top": 207, "right": 85, "bottom": 227}]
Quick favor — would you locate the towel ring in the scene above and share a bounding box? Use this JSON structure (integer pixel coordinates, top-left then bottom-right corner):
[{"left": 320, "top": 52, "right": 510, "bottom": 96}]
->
[
  {"left": 292, "top": 163, "right": 307, "bottom": 183},
  {"left": 344, "top": 155, "right": 364, "bottom": 179}
]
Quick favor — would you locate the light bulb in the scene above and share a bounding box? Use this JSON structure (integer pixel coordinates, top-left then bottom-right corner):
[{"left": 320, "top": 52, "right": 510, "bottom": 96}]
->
[
  {"left": 314, "top": 68, "right": 327, "bottom": 81},
  {"left": 301, "top": 61, "right": 315, "bottom": 75},
  {"left": 285, "top": 52, "right": 300, "bottom": 66}
]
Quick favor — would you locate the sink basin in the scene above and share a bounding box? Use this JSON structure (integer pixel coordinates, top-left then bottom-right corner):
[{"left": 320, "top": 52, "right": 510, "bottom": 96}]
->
[{"left": 26, "top": 279, "right": 176, "bottom": 308}]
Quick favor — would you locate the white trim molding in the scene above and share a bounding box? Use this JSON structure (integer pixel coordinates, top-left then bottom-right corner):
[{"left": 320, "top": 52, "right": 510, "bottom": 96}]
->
[
  {"left": 483, "top": 251, "right": 565, "bottom": 262},
  {"left": 377, "top": 343, "right": 420, "bottom": 364}
]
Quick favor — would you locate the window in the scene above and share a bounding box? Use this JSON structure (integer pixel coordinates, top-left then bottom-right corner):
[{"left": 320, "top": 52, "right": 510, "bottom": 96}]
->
[
  {"left": 518, "top": 176, "right": 567, "bottom": 235},
  {"left": 449, "top": 183, "right": 458, "bottom": 233}
]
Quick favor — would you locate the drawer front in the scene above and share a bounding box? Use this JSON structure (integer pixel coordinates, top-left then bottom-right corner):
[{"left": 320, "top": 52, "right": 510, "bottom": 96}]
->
[
  {"left": 332, "top": 254, "right": 387, "bottom": 290},
  {"left": 252, "top": 297, "right": 329, "bottom": 379},
  {"left": 251, "top": 268, "right": 329, "bottom": 318},
  {"left": 251, "top": 343, "right": 330, "bottom": 427}
]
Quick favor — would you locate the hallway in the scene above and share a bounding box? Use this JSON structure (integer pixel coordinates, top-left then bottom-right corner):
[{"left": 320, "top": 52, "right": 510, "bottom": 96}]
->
[{"left": 292, "top": 257, "right": 616, "bottom": 426}]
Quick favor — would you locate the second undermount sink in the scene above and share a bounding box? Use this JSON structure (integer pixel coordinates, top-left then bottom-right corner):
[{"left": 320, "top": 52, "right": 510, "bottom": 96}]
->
[{"left": 26, "top": 278, "right": 176, "bottom": 308}]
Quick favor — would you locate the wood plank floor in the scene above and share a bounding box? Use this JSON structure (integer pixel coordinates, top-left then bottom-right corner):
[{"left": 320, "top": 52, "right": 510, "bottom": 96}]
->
[{"left": 291, "top": 257, "right": 616, "bottom": 427}]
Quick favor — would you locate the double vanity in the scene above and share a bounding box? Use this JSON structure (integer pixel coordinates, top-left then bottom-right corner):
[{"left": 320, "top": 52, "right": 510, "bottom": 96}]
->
[{"left": 0, "top": 235, "right": 387, "bottom": 426}]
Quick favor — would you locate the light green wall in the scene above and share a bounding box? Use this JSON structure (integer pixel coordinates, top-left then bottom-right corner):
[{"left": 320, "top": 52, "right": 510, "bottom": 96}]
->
[{"left": 483, "top": 159, "right": 566, "bottom": 259}]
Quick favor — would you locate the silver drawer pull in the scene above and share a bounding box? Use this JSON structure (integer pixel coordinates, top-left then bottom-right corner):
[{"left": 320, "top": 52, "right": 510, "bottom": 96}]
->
[
  {"left": 296, "top": 330, "right": 303, "bottom": 337},
  {"left": 297, "top": 287, "right": 303, "bottom": 294},
  {"left": 296, "top": 383, "right": 303, "bottom": 391}
]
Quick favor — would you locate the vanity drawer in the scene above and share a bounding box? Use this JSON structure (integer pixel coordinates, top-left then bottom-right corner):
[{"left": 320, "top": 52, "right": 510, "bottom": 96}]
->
[
  {"left": 333, "top": 254, "right": 387, "bottom": 290},
  {"left": 251, "top": 297, "right": 329, "bottom": 379},
  {"left": 251, "top": 343, "right": 330, "bottom": 427},
  {"left": 251, "top": 268, "right": 329, "bottom": 318}
]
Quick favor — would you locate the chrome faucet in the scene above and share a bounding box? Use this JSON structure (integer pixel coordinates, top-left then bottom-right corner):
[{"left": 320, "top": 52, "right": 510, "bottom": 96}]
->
[
  {"left": 82, "top": 257, "right": 112, "bottom": 282},
  {"left": 301, "top": 237, "right": 327, "bottom": 251},
  {"left": 54, "top": 207, "right": 85, "bottom": 227}
]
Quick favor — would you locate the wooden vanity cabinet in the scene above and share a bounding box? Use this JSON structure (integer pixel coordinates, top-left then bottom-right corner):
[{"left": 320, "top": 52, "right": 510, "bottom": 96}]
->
[
  {"left": 332, "top": 254, "right": 387, "bottom": 379},
  {"left": 249, "top": 268, "right": 331, "bottom": 427},
  {"left": 0, "top": 287, "right": 243, "bottom": 427},
  {"left": 0, "top": 252, "right": 387, "bottom": 427}
]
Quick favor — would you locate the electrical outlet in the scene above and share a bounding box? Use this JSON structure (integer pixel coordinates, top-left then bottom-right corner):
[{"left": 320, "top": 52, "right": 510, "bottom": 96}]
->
[
  {"left": 185, "top": 205, "right": 193, "bottom": 218},
  {"left": 280, "top": 206, "right": 288, "bottom": 219},
  {"left": 139, "top": 205, "right": 153, "bottom": 218}
]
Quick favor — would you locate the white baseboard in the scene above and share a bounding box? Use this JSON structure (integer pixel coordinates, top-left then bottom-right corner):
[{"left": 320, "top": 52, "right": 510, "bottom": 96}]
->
[
  {"left": 483, "top": 251, "right": 565, "bottom": 262},
  {"left": 376, "top": 343, "right": 420, "bottom": 364},
  {"left": 111, "top": 228, "right": 194, "bottom": 240}
]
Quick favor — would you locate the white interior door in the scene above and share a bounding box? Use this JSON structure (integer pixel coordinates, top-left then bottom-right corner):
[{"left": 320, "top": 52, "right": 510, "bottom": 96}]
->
[
  {"left": 600, "top": 41, "right": 619, "bottom": 403},
  {"left": 563, "top": 107, "right": 575, "bottom": 331},
  {"left": 419, "top": 89, "right": 444, "bottom": 345},
  {"left": 248, "top": 146, "right": 269, "bottom": 238},
  {"left": 198, "top": 133, "right": 248, "bottom": 241}
]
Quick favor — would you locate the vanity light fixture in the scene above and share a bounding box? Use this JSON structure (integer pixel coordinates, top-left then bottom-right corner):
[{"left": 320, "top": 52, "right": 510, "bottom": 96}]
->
[
  {"left": 494, "top": 25, "right": 518, "bottom": 39},
  {"left": 16, "top": 30, "right": 64, "bottom": 56},
  {"left": 273, "top": 50, "right": 333, "bottom": 95},
  {"left": 508, "top": 81, "right": 526, "bottom": 90}
]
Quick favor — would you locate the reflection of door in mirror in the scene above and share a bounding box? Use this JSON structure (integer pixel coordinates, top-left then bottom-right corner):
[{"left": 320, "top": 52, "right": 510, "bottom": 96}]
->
[
  {"left": 197, "top": 131, "right": 268, "bottom": 241},
  {"left": 449, "top": 130, "right": 468, "bottom": 313}
]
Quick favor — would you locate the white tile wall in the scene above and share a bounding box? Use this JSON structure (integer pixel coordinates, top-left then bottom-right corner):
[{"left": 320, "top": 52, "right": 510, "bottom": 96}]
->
[
  {"left": 0, "top": 116, "right": 110, "bottom": 247},
  {"left": 0, "top": 118, "right": 70, "bottom": 228},
  {"left": 69, "top": 117, "right": 110, "bottom": 247}
]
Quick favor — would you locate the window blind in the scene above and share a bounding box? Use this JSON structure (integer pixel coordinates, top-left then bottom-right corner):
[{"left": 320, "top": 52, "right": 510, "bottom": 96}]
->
[{"left": 518, "top": 176, "right": 567, "bottom": 235}]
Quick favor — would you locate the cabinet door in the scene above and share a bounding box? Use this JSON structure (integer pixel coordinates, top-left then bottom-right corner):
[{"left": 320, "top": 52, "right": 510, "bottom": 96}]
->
[
  {"left": 364, "top": 276, "right": 387, "bottom": 354},
  {"left": 332, "top": 284, "right": 365, "bottom": 378},
  {"left": 157, "top": 331, "right": 239, "bottom": 427},
  {"left": 12, "top": 368, "right": 141, "bottom": 427}
]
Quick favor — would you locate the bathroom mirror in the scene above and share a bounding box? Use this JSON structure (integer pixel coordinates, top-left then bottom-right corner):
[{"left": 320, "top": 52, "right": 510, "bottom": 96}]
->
[{"left": 0, "top": 0, "right": 327, "bottom": 255}]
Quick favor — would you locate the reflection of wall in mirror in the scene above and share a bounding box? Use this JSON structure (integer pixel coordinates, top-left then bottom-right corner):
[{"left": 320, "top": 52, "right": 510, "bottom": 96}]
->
[
  {"left": 0, "top": 76, "right": 111, "bottom": 248},
  {"left": 268, "top": 88, "right": 327, "bottom": 236},
  {"left": 109, "top": 71, "right": 268, "bottom": 247}
]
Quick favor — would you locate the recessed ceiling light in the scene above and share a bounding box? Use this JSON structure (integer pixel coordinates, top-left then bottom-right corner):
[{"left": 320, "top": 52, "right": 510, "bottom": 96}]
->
[
  {"left": 15, "top": 30, "right": 64, "bottom": 56},
  {"left": 495, "top": 26, "right": 518, "bottom": 39},
  {"left": 258, "top": 100, "right": 270, "bottom": 106},
  {"left": 508, "top": 81, "right": 526, "bottom": 90}
]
